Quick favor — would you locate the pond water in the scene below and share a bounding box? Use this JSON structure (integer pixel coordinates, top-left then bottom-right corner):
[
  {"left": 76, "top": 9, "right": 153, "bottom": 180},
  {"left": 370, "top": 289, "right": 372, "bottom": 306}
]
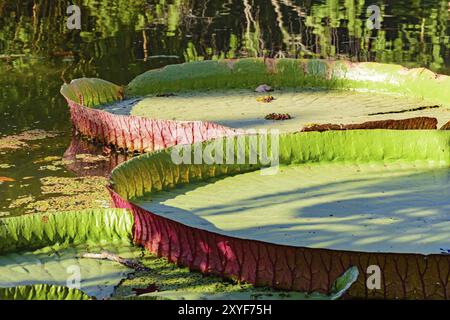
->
[{"left": 0, "top": 0, "right": 449, "bottom": 216}]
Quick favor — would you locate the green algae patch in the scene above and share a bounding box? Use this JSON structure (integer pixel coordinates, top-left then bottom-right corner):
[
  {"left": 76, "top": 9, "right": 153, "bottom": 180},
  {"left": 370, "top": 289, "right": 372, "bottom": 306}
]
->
[
  {"left": 8, "top": 196, "right": 35, "bottom": 209},
  {"left": 0, "top": 130, "right": 59, "bottom": 151},
  {"left": 7, "top": 176, "right": 111, "bottom": 214},
  {"left": 2, "top": 145, "right": 111, "bottom": 216},
  {"left": 74, "top": 153, "right": 109, "bottom": 163},
  {"left": 34, "top": 156, "right": 75, "bottom": 170},
  {"left": 0, "top": 284, "right": 91, "bottom": 300}
]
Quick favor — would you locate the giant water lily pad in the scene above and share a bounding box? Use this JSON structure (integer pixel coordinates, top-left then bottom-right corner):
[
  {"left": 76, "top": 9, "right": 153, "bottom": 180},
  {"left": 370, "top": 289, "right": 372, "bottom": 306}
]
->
[
  {"left": 109, "top": 130, "right": 450, "bottom": 299},
  {"left": 104, "top": 89, "right": 449, "bottom": 131},
  {"left": 112, "top": 130, "right": 450, "bottom": 254},
  {"left": 0, "top": 209, "right": 137, "bottom": 299},
  {"left": 61, "top": 59, "right": 450, "bottom": 153},
  {"left": 60, "top": 78, "right": 124, "bottom": 108},
  {"left": 121, "top": 59, "right": 450, "bottom": 130},
  {"left": 124, "top": 59, "right": 450, "bottom": 107},
  {"left": 135, "top": 161, "right": 450, "bottom": 254},
  {"left": 0, "top": 242, "right": 141, "bottom": 299}
]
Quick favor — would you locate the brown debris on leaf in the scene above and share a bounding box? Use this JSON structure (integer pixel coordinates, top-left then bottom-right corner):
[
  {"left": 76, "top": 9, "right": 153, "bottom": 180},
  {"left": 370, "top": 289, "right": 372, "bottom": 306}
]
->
[
  {"left": 257, "top": 95, "right": 275, "bottom": 103},
  {"left": 132, "top": 284, "right": 159, "bottom": 296},
  {"left": 440, "top": 120, "right": 450, "bottom": 130},
  {"left": 82, "top": 251, "right": 149, "bottom": 272},
  {"left": 301, "top": 117, "right": 438, "bottom": 132},
  {"left": 265, "top": 113, "right": 292, "bottom": 121},
  {"left": 156, "top": 93, "right": 176, "bottom": 97}
]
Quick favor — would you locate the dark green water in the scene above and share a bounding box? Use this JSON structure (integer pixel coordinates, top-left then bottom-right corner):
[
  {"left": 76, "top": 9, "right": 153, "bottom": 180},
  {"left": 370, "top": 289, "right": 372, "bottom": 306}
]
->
[{"left": 0, "top": 0, "right": 449, "bottom": 215}]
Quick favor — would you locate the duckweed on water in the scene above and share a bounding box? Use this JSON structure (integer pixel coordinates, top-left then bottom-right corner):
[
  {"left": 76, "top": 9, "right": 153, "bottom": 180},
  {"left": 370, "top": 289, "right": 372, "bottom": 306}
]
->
[
  {"left": 7, "top": 176, "right": 111, "bottom": 214},
  {"left": 38, "top": 165, "right": 62, "bottom": 172},
  {"left": 75, "top": 153, "right": 108, "bottom": 163},
  {"left": 34, "top": 156, "right": 62, "bottom": 163},
  {"left": 40, "top": 176, "right": 108, "bottom": 196},
  {"left": 0, "top": 130, "right": 59, "bottom": 151},
  {"left": 9, "top": 196, "right": 34, "bottom": 209},
  {"left": 28, "top": 176, "right": 110, "bottom": 213}
]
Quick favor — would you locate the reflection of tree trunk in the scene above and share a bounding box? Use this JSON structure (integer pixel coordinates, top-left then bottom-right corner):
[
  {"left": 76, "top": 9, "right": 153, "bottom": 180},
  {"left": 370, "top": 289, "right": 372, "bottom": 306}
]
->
[
  {"left": 271, "top": 0, "right": 314, "bottom": 57},
  {"left": 281, "top": 0, "right": 306, "bottom": 17},
  {"left": 32, "top": 2, "right": 38, "bottom": 26},
  {"left": 243, "top": 0, "right": 260, "bottom": 56},
  {"left": 420, "top": 17, "right": 425, "bottom": 44},
  {"left": 143, "top": 29, "right": 149, "bottom": 61},
  {"left": 271, "top": 0, "right": 288, "bottom": 41},
  {"left": 281, "top": 0, "right": 308, "bottom": 55},
  {"left": 32, "top": 2, "right": 40, "bottom": 51}
]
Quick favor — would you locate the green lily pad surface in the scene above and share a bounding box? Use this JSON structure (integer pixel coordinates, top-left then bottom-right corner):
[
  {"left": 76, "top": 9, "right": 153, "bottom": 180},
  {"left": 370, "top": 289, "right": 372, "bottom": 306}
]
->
[
  {"left": 0, "top": 242, "right": 141, "bottom": 299},
  {"left": 63, "top": 59, "right": 450, "bottom": 135},
  {"left": 104, "top": 89, "right": 449, "bottom": 131},
  {"left": 60, "top": 78, "right": 123, "bottom": 108},
  {"left": 0, "top": 209, "right": 137, "bottom": 299},
  {"left": 136, "top": 161, "right": 449, "bottom": 254},
  {"left": 0, "top": 284, "right": 91, "bottom": 300},
  {"left": 124, "top": 59, "right": 450, "bottom": 108},
  {"left": 112, "top": 130, "right": 450, "bottom": 255}
]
